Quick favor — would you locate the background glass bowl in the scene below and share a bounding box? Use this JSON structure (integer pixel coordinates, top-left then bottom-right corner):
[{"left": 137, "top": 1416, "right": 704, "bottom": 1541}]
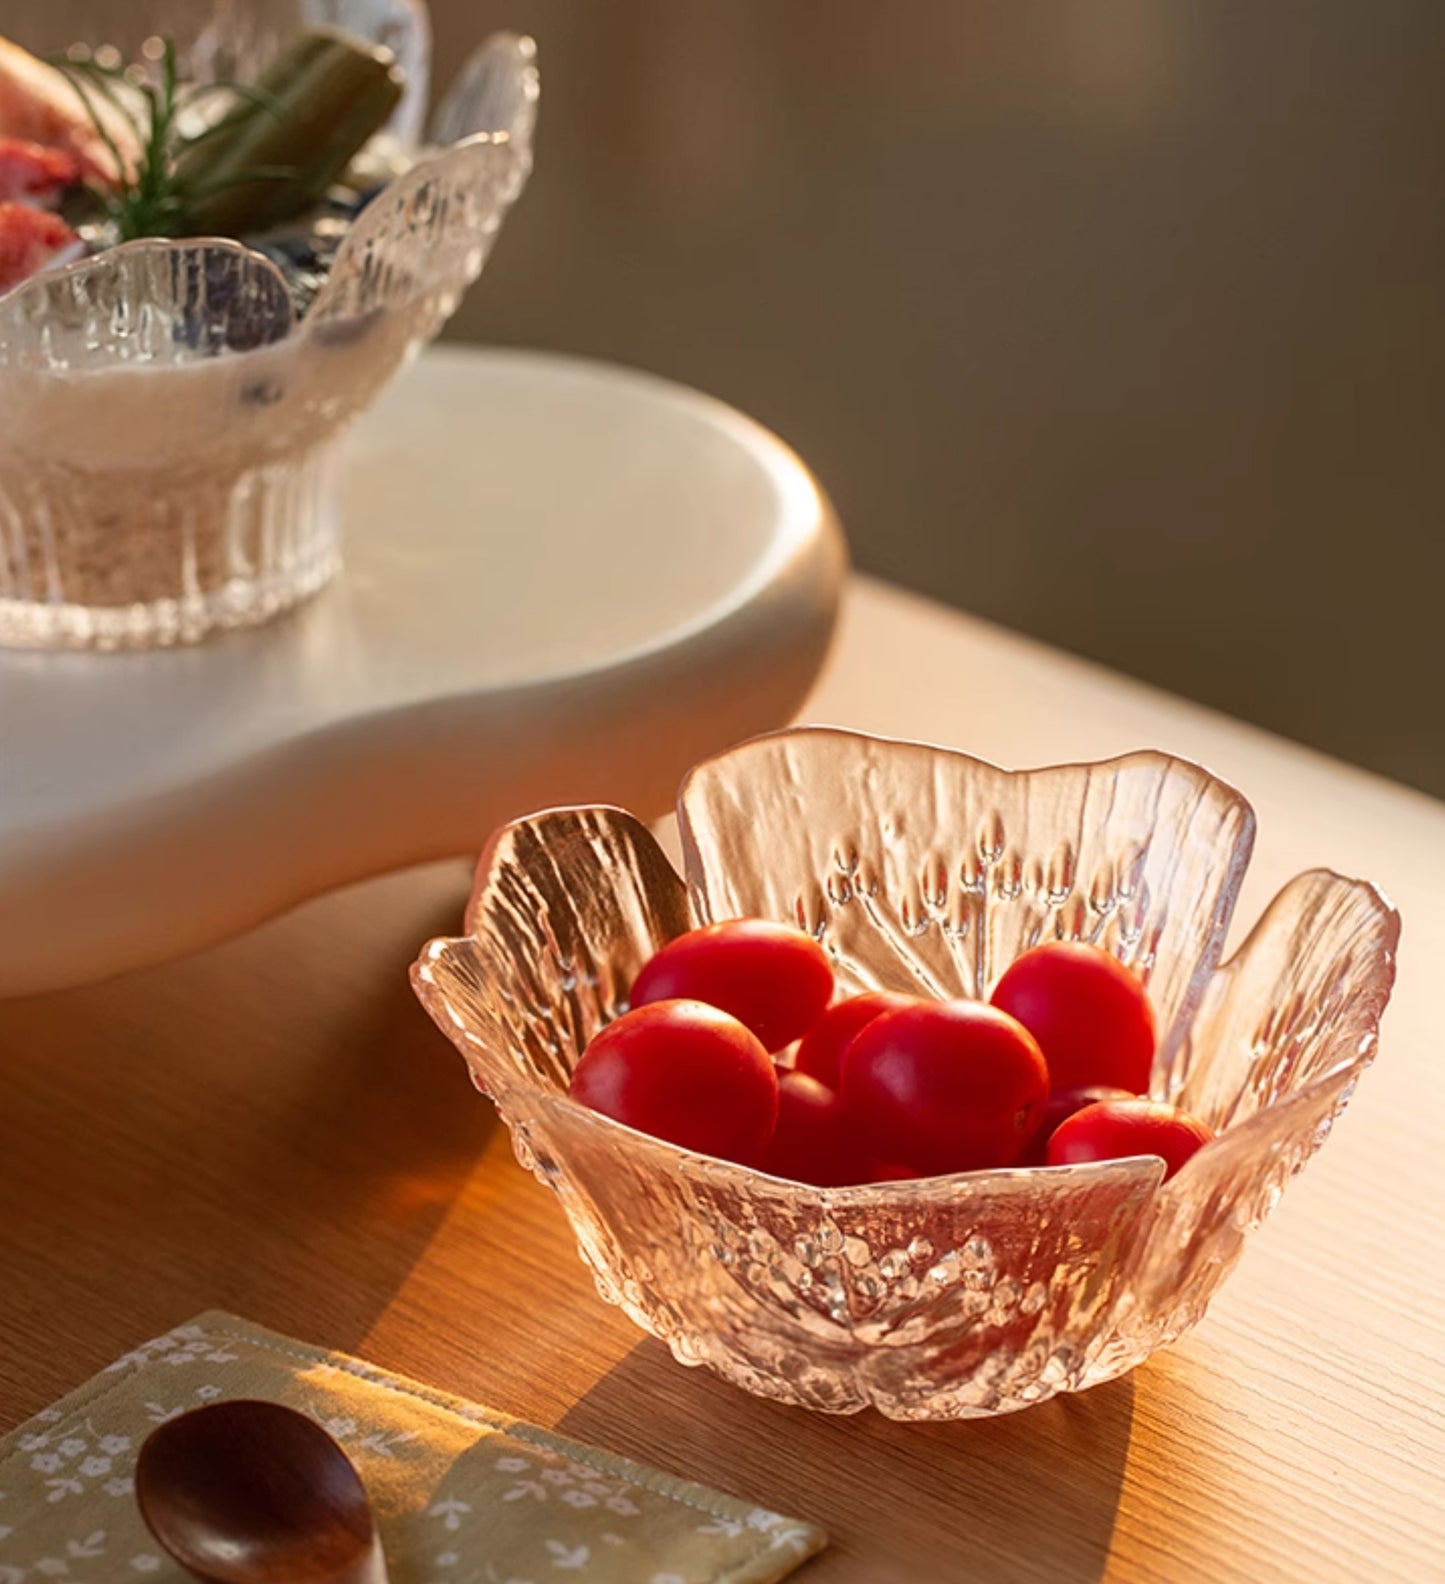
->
[
  {"left": 0, "top": 2, "right": 536, "bottom": 649},
  {"left": 412, "top": 727, "right": 1400, "bottom": 1420}
]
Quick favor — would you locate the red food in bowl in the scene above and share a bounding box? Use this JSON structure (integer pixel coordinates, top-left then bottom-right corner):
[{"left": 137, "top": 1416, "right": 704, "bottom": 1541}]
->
[
  {"left": 0, "top": 137, "right": 80, "bottom": 203},
  {"left": 631, "top": 919, "right": 834, "bottom": 1052},
  {"left": 991, "top": 941, "right": 1156, "bottom": 1094},
  {"left": 761, "top": 1069, "right": 863, "bottom": 1187},
  {"left": 0, "top": 201, "right": 78, "bottom": 293},
  {"left": 1046, "top": 1098, "right": 1213, "bottom": 1181},
  {"left": 569, "top": 999, "right": 778, "bottom": 1164},
  {"left": 1019, "top": 1083, "right": 1137, "bottom": 1165},
  {"left": 839, "top": 1000, "right": 1049, "bottom": 1175},
  {"left": 793, "top": 990, "right": 918, "bottom": 1088}
]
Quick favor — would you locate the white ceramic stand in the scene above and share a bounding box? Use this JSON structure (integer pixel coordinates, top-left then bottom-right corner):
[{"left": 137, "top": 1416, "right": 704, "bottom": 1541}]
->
[{"left": 0, "top": 348, "right": 844, "bottom": 996}]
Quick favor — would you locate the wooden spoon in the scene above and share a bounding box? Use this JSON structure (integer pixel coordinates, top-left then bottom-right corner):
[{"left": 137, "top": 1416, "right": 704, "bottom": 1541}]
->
[{"left": 135, "top": 1400, "right": 389, "bottom": 1584}]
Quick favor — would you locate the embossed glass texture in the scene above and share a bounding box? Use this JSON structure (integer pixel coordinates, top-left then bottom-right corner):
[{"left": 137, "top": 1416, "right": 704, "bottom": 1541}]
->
[
  {"left": 412, "top": 729, "right": 1400, "bottom": 1420},
  {"left": 0, "top": 6, "right": 536, "bottom": 649}
]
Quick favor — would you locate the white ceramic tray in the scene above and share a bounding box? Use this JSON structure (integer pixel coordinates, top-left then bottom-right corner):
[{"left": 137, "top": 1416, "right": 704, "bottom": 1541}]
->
[{"left": 0, "top": 347, "right": 844, "bottom": 996}]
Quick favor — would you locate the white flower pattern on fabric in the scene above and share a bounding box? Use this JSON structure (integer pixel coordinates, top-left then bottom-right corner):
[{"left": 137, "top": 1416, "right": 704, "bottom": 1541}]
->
[
  {"left": 356, "top": 1430, "right": 419, "bottom": 1460},
  {"left": 427, "top": 1497, "right": 471, "bottom": 1532},
  {"left": 1, "top": 1319, "right": 824, "bottom": 1583},
  {"left": 106, "top": 1329, "right": 239, "bottom": 1375}
]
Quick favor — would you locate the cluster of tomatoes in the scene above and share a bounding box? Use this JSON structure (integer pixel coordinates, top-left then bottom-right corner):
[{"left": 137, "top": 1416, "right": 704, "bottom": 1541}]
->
[{"left": 568, "top": 919, "right": 1213, "bottom": 1187}]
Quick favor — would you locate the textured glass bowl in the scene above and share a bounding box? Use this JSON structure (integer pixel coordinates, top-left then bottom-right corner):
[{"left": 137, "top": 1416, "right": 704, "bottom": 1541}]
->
[
  {"left": 0, "top": 3, "right": 536, "bottom": 649},
  {"left": 411, "top": 727, "right": 1399, "bottom": 1420}
]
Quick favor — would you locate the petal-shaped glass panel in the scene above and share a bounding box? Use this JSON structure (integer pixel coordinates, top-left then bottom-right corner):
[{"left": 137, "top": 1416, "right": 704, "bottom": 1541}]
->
[
  {"left": 0, "top": 239, "right": 294, "bottom": 370},
  {"left": 678, "top": 728, "right": 1255, "bottom": 1071}
]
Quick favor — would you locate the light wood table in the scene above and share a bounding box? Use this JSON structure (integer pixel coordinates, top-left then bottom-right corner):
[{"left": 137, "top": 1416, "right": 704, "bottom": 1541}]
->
[{"left": 2, "top": 576, "right": 1441, "bottom": 1583}]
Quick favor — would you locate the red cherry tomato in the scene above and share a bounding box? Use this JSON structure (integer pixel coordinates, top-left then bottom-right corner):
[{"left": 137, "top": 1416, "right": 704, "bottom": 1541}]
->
[
  {"left": 1018, "top": 1083, "right": 1136, "bottom": 1165},
  {"left": 568, "top": 999, "right": 778, "bottom": 1164},
  {"left": 761, "top": 1070, "right": 865, "bottom": 1187},
  {"left": 1045, "top": 1099, "right": 1213, "bottom": 1181},
  {"left": 630, "top": 920, "right": 834, "bottom": 1053},
  {"left": 839, "top": 1001, "right": 1049, "bottom": 1176},
  {"left": 868, "top": 1161, "right": 924, "bottom": 1183},
  {"left": 793, "top": 990, "right": 918, "bottom": 1088},
  {"left": 990, "top": 941, "right": 1155, "bottom": 1094}
]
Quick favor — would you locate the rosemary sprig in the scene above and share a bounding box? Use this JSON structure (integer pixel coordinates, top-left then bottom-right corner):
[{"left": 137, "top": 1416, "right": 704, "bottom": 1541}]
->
[
  {"left": 51, "top": 32, "right": 403, "bottom": 243},
  {"left": 55, "top": 39, "right": 293, "bottom": 241}
]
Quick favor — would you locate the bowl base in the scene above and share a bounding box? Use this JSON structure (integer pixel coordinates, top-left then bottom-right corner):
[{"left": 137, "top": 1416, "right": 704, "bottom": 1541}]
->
[
  {"left": 0, "top": 547, "right": 340, "bottom": 650},
  {"left": 0, "top": 442, "right": 343, "bottom": 651}
]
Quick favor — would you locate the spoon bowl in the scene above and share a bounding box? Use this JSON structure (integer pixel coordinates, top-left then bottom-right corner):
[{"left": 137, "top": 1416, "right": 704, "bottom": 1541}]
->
[{"left": 135, "top": 1399, "right": 388, "bottom": 1584}]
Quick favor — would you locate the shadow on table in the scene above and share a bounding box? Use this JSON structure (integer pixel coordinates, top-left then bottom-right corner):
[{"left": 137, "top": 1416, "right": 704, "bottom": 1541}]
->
[
  {"left": 557, "top": 1338, "right": 1137, "bottom": 1584},
  {"left": 0, "top": 864, "right": 493, "bottom": 1425},
  {"left": 248, "top": 883, "right": 499, "bottom": 1346}
]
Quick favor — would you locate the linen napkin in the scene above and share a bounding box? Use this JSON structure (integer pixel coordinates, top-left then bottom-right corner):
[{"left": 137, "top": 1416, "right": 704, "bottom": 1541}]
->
[{"left": 0, "top": 1312, "right": 825, "bottom": 1584}]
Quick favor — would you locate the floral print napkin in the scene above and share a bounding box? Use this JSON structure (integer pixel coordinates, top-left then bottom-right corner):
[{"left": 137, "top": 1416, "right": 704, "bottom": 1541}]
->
[{"left": 0, "top": 1312, "right": 825, "bottom": 1584}]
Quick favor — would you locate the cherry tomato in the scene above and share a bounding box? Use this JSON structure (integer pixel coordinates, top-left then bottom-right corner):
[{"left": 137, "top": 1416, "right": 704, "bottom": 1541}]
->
[
  {"left": 839, "top": 1001, "right": 1049, "bottom": 1175},
  {"left": 568, "top": 999, "right": 778, "bottom": 1164},
  {"left": 761, "top": 1070, "right": 864, "bottom": 1187},
  {"left": 1045, "top": 1098, "right": 1213, "bottom": 1180},
  {"left": 990, "top": 941, "right": 1155, "bottom": 1094},
  {"left": 868, "top": 1161, "right": 924, "bottom": 1183},
  {"left": 1018, "top": 1083, "right": 1135, "bottom": 1165},
  {"left": 793, "top": 990, "right": 918, "bottom": 1088},
  {"left": 631, "top": 919, "right": 834, "bottom": 1052}
]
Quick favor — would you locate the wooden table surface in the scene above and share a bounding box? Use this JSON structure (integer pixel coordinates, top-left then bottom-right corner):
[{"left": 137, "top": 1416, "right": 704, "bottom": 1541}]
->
[{"left": 3, "top": 576, "right": 1442, "bottom": 1583}]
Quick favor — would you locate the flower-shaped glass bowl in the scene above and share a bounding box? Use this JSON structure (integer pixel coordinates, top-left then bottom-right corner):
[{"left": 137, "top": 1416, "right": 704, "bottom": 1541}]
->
[
  {"left": 0, "top": 3, "right": 536, "bottom": 649},
  {"left": 411, "top": 727, "right": 1399, "bottom": 1420}
]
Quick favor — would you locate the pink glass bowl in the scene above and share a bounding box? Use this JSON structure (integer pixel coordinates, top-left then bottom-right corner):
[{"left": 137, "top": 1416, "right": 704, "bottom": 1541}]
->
[{"left": 411, "top": 727, "right": 1399, "bottom": 1419}]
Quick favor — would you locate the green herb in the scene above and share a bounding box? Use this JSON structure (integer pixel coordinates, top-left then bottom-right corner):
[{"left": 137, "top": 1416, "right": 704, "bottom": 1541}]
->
[
  {"left": 54, "top": 30, "right": 403, "bottom": 243},
  {"left": 171, "top": 30, "right": 404, "bottom": 237},
  {"left": 54, "top": 38, "right": 273, "bottom": 241}
]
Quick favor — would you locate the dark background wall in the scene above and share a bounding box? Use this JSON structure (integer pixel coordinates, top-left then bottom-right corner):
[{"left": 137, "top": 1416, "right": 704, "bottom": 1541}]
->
[{"left": 430, "top": 1, "right": 1444, "bottom": 797}]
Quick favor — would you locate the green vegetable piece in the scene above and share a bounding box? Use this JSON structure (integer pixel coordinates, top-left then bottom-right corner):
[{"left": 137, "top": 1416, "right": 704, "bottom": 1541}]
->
[{"left": 175, "top": 28, "right": 404, "bottom": 237}]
